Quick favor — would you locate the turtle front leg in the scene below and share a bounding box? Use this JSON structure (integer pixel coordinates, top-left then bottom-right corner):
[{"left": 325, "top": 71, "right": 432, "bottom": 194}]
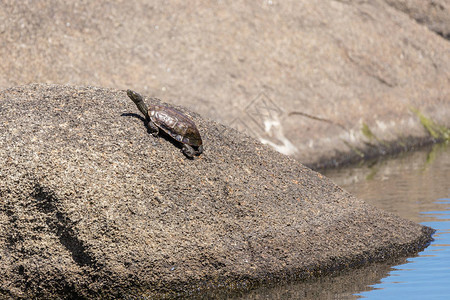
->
[
  {"left": 182, "top": 144, "right": 195, "bottom": 159},
  {"left": 146, "top": 120, "right": 159, "bottom": 137},
  {"left": 196, "top": 145, "right": 203, "bottom": 155}
]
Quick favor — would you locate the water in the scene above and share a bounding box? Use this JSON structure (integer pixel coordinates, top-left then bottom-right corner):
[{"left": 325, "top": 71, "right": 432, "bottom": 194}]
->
[
  {"left": 355, "top": 205, "right": 450, "bottom": 299},
  {"left": 238, "top": 144, "right": 449, "bottom": 299},
  {"left": 335, "top": 144, "right": 450, "bottom": 300}
]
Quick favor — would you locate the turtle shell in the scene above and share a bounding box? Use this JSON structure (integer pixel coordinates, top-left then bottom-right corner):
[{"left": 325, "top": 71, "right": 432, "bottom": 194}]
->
[{"left": 149, "top": 105, "right": 203, "bottom": 147}]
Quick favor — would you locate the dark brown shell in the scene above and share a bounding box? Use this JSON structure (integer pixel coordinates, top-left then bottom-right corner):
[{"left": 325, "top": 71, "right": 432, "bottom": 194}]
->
[{"left": 149, "top": 105, "right": 203, "bottom": 147}]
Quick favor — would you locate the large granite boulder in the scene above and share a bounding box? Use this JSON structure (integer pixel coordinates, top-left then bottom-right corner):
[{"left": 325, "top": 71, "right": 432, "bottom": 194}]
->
[
  {"left": 0, "top": 1, "right": 449, "bottom": 168},
  {"left": 0, "top": 84, "right": 433, "bottom": 298}
]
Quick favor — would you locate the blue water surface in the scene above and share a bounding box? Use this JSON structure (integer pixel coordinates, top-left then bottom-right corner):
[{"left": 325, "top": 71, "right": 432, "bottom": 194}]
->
[
  {"left": 358, "top": 199, "right": 450, "bottom": 299},
  {"left": 325, "top": 144, "right": 450, "bottom": 299}
]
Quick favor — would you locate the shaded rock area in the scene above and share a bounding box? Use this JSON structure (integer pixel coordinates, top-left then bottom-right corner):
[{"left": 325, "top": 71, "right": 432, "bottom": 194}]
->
[
  {"left": 0, "top": 84, "right": 434, "bottom": 298},
  {"left": 236, "top": 255, "right": 410, "bottom": 299},
  {"left": 0, "top": 0, "right": 448, "bottom": 168},
  {"left": 384, "top": 0, "right": 450, "bottom": 38}
]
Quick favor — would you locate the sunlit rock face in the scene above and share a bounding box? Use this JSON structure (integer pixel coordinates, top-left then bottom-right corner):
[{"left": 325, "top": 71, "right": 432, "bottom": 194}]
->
[{"left": 0, "top": 1, "right": 448, "bottom": 168}]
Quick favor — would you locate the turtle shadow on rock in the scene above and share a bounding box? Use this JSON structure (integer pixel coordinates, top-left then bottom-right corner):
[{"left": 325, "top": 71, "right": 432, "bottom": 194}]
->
[{"left": 120, "top": 112, "right": 192, "bottom": 158}]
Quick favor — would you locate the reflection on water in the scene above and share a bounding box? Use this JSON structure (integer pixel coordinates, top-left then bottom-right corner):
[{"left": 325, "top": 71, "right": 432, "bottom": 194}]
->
[
  {"left": 325, "top": 144, "right": 450, "bottom": 223},
  {"left": 237, "top": 144, "right": 449, "bottom": 299},
  {"left": 356, "top": 200, "right": 450, "bottom": 299}
]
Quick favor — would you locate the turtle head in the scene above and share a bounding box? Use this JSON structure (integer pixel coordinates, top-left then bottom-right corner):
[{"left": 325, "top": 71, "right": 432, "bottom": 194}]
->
[
  {"left": 127, "top": 89, "right": 150, "bottom": 120},
  {"left": 127, "top": 89, "right": 143, "bottom": 103}
]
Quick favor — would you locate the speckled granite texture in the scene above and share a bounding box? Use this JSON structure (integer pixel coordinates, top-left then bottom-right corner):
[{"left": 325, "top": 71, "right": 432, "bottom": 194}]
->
[{"left": 0, "top": 84, "right": 434, "bottom": 298}]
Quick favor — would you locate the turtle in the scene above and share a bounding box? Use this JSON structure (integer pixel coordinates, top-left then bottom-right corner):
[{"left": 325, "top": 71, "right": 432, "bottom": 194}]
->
[{"left": 127, "top": 89, "right": 203, "bottom": 158}]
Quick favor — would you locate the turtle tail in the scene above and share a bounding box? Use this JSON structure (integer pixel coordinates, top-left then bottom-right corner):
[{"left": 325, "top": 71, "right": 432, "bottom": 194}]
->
[{"left": 127, "top": 89, "right": 150, "bottom": 120}]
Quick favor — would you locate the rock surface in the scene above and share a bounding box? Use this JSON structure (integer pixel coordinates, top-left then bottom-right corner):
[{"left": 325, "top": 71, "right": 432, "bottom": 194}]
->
[
  {"left": 0, "top": 0, "right": 448, "bottom": 168},
  {"left": 0, "top": 84, "right": 434, "bottom": 298},
  {"left": 384, "top": 0, "right": 450, "bottom": 38}
]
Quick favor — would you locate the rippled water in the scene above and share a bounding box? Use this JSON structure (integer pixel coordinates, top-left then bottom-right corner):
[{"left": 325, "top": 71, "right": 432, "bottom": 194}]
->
[
  {"left": 335, "top": 144, "right": 450, "bottom": 299},
  {"left": 238, "top": 143, "right": 449, "bottom": 299}
]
